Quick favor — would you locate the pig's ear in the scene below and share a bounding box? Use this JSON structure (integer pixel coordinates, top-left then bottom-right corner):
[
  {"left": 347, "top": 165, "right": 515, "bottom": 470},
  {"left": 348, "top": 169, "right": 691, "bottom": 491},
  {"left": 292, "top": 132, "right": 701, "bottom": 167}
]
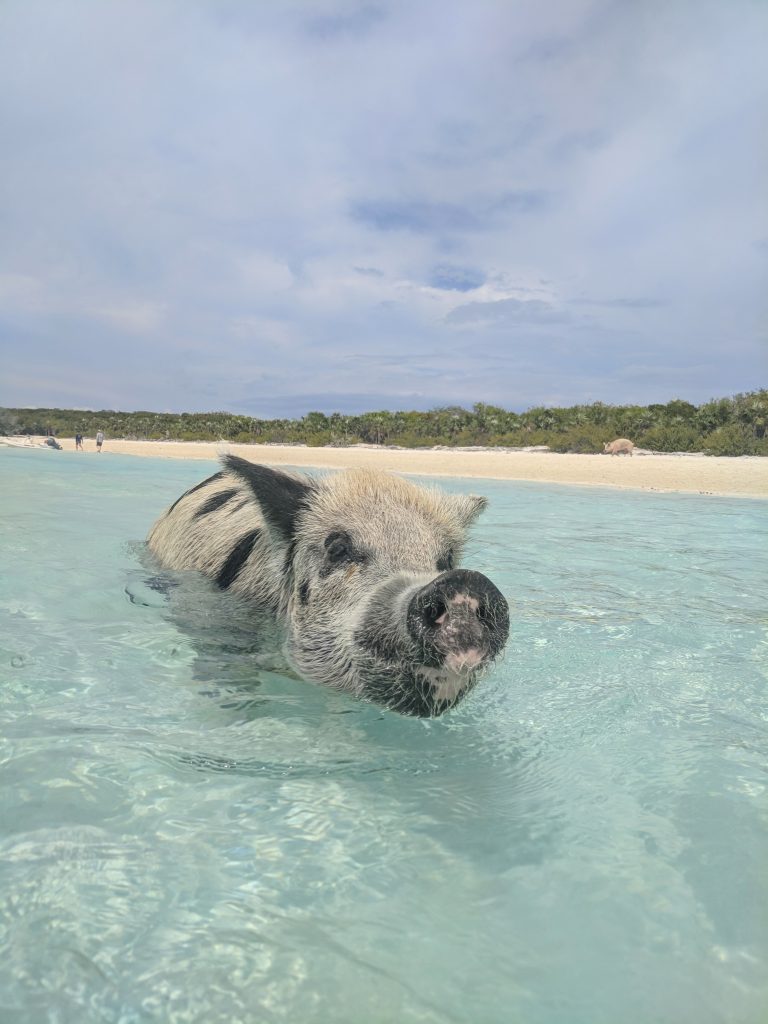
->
[
  {"left": 453, "top": 493, "right": 488, "bottom": 529},
  {"left": 222, "top": 456, "right": 315, "bottom": 542}
]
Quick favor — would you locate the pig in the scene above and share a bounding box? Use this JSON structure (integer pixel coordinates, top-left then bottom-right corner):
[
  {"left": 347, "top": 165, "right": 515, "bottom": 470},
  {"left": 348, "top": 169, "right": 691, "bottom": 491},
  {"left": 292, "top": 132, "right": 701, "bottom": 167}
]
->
[
  {"left": 603, "top": 438, "right": 634, "bottom": 456},
  {"left": 146, "top": 456, "right": 509, "bottom": 717}
]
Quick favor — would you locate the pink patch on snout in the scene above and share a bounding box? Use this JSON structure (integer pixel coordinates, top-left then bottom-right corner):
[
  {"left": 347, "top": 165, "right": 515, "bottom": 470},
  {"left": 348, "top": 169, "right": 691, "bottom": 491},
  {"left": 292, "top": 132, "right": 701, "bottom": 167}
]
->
[
  {"left": 435, "top": 594, "right": 480, "bottom": 626},
  {"left": 438, "top": 598, "right": 481, "bottom": 634},
  {"left": 436, "top": 593, "right": 479, "bottom": 622},
  {"left": 445, "top": 648, "right": 485, "bottom": 672},
  {"left": 435, "top": 595, "right": 486, "bottom": 673}
]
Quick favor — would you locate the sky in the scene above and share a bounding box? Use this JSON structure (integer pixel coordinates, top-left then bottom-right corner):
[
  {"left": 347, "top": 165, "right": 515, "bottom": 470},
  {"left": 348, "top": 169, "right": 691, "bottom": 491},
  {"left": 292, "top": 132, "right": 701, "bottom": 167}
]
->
[{"left": 0, "top": 0, "right": 766, "bottom": 418}]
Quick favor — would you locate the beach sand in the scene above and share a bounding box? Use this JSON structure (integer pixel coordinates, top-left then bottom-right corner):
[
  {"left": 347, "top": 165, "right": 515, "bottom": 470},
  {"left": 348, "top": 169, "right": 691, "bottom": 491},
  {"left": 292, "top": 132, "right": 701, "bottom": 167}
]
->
[{"left": 26, "top": 436, "right": 768, "bottom": 499}]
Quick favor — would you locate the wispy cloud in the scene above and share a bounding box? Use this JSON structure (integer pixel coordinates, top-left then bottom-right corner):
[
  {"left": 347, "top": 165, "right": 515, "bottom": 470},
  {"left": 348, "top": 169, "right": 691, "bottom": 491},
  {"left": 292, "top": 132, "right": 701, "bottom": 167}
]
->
[
  {"left": 428, "top": 264, "right": 486, "bottom": 292},
  {"left": 91, "top": 302, "right": 166, "bottom": 334},
  {"left": 305, "top": 4, "right": 386, "bottom": 39},
  {"left": 350, "top": 199, "right": 483, "bottom": 234},
  {"left": 446, "top": 298, "right": 571, "bottom": 327},
  {"left": 568, "top": 297, "right": 665, "bottom": 309},
  {"left": 350, "top": 190, "right": 549, "bottom": 235}
]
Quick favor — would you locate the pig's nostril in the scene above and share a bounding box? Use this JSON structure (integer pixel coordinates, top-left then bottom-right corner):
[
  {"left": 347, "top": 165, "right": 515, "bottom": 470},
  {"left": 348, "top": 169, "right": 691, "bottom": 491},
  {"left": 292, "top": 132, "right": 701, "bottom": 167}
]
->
[{"left": 424, "top": 598, "right": 446, "bottom": 628}]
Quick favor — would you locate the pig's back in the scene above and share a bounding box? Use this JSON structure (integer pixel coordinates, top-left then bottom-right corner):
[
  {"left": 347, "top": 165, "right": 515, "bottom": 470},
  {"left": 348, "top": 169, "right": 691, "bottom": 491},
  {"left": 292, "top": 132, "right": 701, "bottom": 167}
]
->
[{"left": 147, "top": 471, "right": 280, "bottom": 602}]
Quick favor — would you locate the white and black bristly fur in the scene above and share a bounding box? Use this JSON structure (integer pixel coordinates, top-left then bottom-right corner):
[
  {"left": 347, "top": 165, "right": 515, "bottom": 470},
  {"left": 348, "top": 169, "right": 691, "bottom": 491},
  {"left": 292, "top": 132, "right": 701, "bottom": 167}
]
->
[{"left": 147, "top": 456, "right": 509, "bottom": 717}]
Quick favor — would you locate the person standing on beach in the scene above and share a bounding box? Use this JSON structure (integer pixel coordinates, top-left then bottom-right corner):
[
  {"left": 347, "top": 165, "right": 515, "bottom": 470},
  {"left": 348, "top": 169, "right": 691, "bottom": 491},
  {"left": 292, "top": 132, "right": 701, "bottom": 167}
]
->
[
  {"left": 75, "top": 433, "right": 83, "bottom": 450},
  {"left": 96, "top": 430, "right": 104, "bottom": 453}
]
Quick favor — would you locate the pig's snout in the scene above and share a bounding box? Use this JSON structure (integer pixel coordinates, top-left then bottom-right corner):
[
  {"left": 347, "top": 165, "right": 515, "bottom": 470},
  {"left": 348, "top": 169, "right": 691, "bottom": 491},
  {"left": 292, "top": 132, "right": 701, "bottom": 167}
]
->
[{"left": 407, "top": 569, "right": 509, "bottom": 671}]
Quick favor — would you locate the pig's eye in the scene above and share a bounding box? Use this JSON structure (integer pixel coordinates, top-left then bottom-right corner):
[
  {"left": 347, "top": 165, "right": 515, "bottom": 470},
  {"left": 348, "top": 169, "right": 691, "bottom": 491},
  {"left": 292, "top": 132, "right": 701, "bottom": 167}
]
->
[
  {"left": 324, "top": 530, "right": 357, "bottom": 565},
  {"left": 436, "top": 549, "right": 455, "bottom": 572}
]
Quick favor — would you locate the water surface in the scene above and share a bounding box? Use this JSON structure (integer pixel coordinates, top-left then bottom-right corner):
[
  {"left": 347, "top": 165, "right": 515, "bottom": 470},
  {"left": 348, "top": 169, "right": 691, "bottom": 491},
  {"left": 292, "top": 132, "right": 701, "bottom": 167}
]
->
[{"left": 1, "top": 449, "right": 766, "bottom": 1023}]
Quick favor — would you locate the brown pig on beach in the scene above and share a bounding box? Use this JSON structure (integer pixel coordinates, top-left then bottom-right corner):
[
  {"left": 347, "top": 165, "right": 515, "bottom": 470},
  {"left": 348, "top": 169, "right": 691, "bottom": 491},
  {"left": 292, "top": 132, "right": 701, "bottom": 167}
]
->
[{"left": 603, "top": 438, "right": 634, "bottom": 456}]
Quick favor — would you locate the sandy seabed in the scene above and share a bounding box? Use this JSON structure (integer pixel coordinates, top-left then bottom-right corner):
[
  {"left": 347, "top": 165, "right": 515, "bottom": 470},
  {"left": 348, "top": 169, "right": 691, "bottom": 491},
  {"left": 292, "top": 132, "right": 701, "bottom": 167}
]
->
[{"left": 15, "top": 436, "right": 765, "bottom": 499}]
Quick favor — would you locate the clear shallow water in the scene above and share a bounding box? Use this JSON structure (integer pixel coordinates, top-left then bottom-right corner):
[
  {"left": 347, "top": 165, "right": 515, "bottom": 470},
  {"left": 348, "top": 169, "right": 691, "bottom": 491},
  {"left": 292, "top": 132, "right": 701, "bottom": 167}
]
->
[{"left": 1, "top": 448, "right": 766, "bottom": 1024}]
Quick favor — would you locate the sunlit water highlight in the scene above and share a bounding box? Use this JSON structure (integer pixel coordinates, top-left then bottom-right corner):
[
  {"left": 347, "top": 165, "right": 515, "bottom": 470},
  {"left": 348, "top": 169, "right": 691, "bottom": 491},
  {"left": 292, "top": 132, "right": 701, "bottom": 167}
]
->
[{"left": 1, "top": 448, "right": 766, "bottom": 1024}]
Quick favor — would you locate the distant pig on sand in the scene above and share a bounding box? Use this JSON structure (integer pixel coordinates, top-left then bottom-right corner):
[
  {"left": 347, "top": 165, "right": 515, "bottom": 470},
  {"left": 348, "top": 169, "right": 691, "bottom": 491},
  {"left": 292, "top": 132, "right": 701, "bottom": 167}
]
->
[
  {"left": 603, "top": 438, "right": 634, "bottom": 456},
  {"left": 147, "top": 456, "right": 510, "bottom": 717}
]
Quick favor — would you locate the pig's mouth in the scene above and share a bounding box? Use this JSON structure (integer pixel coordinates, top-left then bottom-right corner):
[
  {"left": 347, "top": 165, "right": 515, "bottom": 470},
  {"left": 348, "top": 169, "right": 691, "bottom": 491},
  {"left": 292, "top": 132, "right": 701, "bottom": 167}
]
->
[
  {"left": 355, "top": 568, "right": 509, "bottom": 717},
  {"left": 366, "top": 655, "right": 494, "bottom": 718}
]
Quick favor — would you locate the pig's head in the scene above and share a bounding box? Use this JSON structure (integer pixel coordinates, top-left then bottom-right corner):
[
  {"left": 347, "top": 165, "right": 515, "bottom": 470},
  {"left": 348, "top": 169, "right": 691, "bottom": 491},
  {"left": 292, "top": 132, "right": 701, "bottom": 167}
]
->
[{"left": 224, "top": 457, "right": 509, "bottom": 717}]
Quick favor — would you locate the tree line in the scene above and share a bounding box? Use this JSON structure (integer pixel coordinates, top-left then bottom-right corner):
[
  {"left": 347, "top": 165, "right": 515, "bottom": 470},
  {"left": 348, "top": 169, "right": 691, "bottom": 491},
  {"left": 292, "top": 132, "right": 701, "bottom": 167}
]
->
[{"left": 1, "top": 390, "right": 766, "bottom": 456}]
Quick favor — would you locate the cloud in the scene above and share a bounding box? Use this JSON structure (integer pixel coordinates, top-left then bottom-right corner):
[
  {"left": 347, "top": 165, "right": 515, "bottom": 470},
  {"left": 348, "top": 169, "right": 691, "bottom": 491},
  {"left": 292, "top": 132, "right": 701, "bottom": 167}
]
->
[
  {"left": 350, "top": 199, "right": 483, "bottom": 234},
  {"left": 305, "top": 4, "right": 386, "bottom": 39},
  {"left": 428, "top": 264, "right": 485, "bottom": 292},
  {"left": 446, "top": 298, "right": 571, "bottom": 327},
  {"left": 236, "top": 254, "right": 295, "bottom": 293},
  {"left": 350, "top": 191, "right": 549, "bottom": 234},
  {"left": 0, "top": 0, "right": 765, "bottom": 416},
  {"left": 0, "top": 273, "right": 43, "bottom": 312},
  {"left": 568, "top": 297, "right": 665, "bottom": 309},
  {"left": 91, "top": 302, "right": 166, "bottom": 334}
]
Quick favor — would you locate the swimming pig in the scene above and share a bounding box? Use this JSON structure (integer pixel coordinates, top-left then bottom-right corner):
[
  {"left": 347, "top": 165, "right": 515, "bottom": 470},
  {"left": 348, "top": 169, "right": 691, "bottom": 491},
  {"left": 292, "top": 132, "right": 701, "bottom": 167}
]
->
[{"left": 147, "top": 456, "right": 509, "bottom": 716}]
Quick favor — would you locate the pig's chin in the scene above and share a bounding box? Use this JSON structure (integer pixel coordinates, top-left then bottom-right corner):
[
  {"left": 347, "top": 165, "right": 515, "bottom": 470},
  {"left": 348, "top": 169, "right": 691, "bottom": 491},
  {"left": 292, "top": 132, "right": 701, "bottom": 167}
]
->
[
  {"left": 290, "top": 624, "right": 492, "bottom": 716},
  {"left": 363, "top": 657, "right": 486, "bottom": 718},
  {"left": 415, "top": 663, "right": 480, "bottom": 709}
]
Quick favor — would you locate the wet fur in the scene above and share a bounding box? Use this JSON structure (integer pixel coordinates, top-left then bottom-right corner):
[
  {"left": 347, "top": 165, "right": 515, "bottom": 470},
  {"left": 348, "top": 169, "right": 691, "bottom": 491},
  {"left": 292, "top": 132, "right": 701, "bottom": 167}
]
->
[{"left": 147, "top": 459, "right": 503, "bottom": 715}]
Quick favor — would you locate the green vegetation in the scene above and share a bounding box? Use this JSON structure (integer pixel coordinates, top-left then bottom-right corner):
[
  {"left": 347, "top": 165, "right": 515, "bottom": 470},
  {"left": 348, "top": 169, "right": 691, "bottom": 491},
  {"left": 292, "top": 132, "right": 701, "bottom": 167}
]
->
[{"left": 2, "top": 390, "right": 766, "bottom": 455}]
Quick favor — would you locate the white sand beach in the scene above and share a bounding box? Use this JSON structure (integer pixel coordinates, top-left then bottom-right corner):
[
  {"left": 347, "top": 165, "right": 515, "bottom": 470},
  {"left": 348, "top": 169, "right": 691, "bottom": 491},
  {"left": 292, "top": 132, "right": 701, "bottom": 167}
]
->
[{"left": 14, "top": 436, "right": 767, "bottom": 499}]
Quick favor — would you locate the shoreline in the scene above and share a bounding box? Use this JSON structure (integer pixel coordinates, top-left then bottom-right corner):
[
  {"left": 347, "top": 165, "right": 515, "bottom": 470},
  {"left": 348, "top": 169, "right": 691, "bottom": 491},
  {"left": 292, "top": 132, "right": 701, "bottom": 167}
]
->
[{"left": 5, "top": 436, "right": 768, "bottom": 499}]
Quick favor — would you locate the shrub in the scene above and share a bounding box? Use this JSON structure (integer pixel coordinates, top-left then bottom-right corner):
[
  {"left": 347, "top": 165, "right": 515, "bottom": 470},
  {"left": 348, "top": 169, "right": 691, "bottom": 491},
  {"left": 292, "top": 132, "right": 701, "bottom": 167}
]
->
[
  {"left": 304, "top": 431, "right": 333, "bottom": 447},
  {"left": 549, "top": 430, "right": 604, "bottom": 454},
  {"left": 636, "top": 425, "right": 701, "bottom": 452},
  {"left": 394, "top": 432, "right": 445, "bottom": 448},
  {"left": 0, "top": 409, "right": 19, "bottom": 434},
  {"left": 703, "top": 425, "right": 759, "bottom": 456}
]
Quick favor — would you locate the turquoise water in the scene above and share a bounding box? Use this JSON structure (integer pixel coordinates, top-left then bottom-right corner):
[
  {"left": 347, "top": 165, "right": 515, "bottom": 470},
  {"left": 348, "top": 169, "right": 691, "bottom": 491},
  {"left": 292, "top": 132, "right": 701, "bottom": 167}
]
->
[{"left": 1, "top": 448, "right": 766, "bottom": 1024}]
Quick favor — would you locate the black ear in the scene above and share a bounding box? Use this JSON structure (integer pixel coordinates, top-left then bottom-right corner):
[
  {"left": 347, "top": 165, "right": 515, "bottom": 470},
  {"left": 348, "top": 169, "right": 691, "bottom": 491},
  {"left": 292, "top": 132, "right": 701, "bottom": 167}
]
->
[{"left": 222, "top": 456, "right": 315, "bottom": 542}]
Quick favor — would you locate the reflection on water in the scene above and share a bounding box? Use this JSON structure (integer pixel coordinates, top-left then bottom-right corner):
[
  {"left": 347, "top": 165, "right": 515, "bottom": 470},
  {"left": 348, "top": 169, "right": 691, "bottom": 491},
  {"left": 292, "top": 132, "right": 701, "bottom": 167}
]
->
[{"left": 1, "top": 449, "right": 767, "bottom": 1023}]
